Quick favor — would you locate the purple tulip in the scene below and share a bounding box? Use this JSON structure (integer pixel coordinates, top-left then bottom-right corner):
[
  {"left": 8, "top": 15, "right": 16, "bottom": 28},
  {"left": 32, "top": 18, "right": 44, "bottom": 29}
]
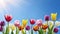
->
[
  {"left": 0, "top": 26, "right": 3, "bottom": 31},
  {"left": 54, "top": 28, "right": 58, "bottom": 33},
  {"left": 26, "top": 26, "right": 30, "bottom": 30},
  {"left": 45, "top": 15, "right": 50, "bottom": 21},
  {"left": 0, "top": 21, "right": 5, "bottom": 26}
]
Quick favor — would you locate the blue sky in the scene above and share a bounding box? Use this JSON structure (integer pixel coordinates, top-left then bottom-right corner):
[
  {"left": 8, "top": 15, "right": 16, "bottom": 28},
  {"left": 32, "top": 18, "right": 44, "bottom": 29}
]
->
[{"left": 0, "top": 0, "right": 60, "bottom": 34}]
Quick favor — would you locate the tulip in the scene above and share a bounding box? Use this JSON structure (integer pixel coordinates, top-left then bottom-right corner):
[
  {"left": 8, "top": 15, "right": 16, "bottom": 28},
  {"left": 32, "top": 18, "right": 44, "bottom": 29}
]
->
[
  {"left": 26, "top": 26, "right": 30, "bottom": 30},
  {"left": 42, "top": 24, "right": 48, "bottom": 30},
  {"left": 30, "top": 19, "right": 35, "bottom": 25},
  {"left": 48, "top": 13, "right": 57, "bottom": 34},
  {"left": 4, "top": 14, "right": 12, "bottom": 34},
  {"left": 0, "top": 21, "right": 5, "bottom": 34},
  {"left": 42, "top": 24, "right": 48, "bottom": 34},
  {"left": 22, "top": 19, "right": 28, "bottom": 27},
  {"left": 14, "top": 20, "right": 20, "bottom": 34},
  {"left": 14, "top": 20, "right": 20, "bottom": 27},
  {"left": 30, "top": 19, "right": 35, "bottom": 34},
  {"left": 33, "top": 25, "right": 39, "bottom": 31},
  {"left": 36, "top": 19, "right": 42, "bottom": 27},
  {"left": 54, "top": 28, "right": 58, "bottom": 33},
  {"left": 45, "top": 15, "right": 50, "bottom": 21},
  {"left": 25, "top": 26, "right": 30, "bottom": 34},
  {"left": 49, "top": 22, "right": 53, "bottom": 29},
  {"left": 18, "top": 25, "right": 26, "bottom": 34},
  {"left": 4, "top": 14, "right": 12, "bottom": 22},
  {"left": 22, "top": 19, "right": 28, "bottom": 34},
  {"left": 51, "top": 13, "right": 57, "bottom": 21},
  {"left": 18, "top": 25, "right": 24, "bottom": 30},
  {"left": 0, "top": 21, "right": 5, "bottom": 26}
]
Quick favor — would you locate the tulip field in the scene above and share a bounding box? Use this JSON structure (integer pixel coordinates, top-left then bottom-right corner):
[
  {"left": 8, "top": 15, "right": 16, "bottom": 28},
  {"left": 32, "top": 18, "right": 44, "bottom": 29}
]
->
[{"left": 0, "top": 13, "right": 60, "bottom": 34}]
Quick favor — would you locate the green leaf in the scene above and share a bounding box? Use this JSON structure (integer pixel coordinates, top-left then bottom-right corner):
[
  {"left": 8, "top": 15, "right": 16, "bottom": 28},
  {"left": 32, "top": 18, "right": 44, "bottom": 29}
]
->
[{"left": 38, "top": 28, "right": 44, "bottom": 34}]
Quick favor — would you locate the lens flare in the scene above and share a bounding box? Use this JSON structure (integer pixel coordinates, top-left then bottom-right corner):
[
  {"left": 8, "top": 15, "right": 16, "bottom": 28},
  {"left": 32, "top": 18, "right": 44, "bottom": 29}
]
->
[{"left": 0, "top": 0, "right": 20, "bottom": 11}]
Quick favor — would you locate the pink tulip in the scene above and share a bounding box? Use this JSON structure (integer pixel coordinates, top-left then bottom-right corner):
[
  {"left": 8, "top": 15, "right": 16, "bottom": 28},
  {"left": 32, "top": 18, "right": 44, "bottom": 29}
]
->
[
  {"left": 14, "top": 20, "right": 20, "bottom": 27},
  {"left": 36, "top": 19, "right": 42, "bottom": 27}
]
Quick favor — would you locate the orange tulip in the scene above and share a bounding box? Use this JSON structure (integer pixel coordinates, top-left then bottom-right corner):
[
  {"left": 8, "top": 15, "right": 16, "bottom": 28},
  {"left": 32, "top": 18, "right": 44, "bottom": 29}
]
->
[
  {"left": 42, "top": 24, "right": 48, "bottom": 30},
  {"left": 18, "top": 25, "right": 24, "bottom": 30},
  {"left": 33, "top": 25, "right": 39, "bottom": 31}
]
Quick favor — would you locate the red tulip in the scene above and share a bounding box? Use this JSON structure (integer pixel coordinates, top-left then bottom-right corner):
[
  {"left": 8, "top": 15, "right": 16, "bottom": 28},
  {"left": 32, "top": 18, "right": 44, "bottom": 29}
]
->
[
  {"left": 14, "top": 20, "right": 20, "bottom": 27},
  {"left": 44, "top": 15, "right": 50, "bottom": 21},
  {"left": 30, "top": 19, "right": 35, "bottom": 25},
  {"left": 36, "top": 19, "right": 42, "bottom": 27},
  {"left": 4, "top": 14, "right": 12, "bottom": 22},
  {"left": 54, "top": 28, "right": 58, "bottom": 33}
]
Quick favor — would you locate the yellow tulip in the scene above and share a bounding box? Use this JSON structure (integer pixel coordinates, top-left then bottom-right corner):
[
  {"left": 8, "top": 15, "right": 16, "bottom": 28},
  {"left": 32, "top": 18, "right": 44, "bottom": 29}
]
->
[
  {"left": 22, "top": 19, "right": 28, "bottom": 27},
  {"left": 10, "top": 25, "right": 16, "bottom": 31},
  {"left": 49, "top": 22, "right": 53, "bottom": 29},
  {"left": 51, "top": 13, "right": 57, "bottom": 21}
]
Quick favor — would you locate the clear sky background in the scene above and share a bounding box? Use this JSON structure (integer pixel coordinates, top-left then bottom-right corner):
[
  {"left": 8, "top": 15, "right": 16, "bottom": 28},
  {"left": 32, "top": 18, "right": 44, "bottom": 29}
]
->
[{"left": 0, "top": 0, "right": 60, "bottom": 34}]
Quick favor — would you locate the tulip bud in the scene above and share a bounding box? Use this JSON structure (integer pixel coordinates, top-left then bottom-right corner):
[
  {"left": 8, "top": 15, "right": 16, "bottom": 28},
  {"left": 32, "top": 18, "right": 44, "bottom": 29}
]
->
[
  {"left": 26, "top": 26, "right": 30, "bottom": 30},
  {"left": 45, "top": 15, "right": 50, "bottom": 21},
  {"left": 42, "top": 24, "right": 48, "bottom": 30},
  {"left": 36, "top": 19, "right": 42, "bottom": 27},
  {"left": 18, "top": 25, "right": 24, "bottom": 30},
  {"left": 0, "top": 21, "right": 5, "bottom": 26},
  {"left": 33, "top": 25, "right": 39, "bottom": 31},
  {"left": 51, "top": 13, "right": 57, "bottom": 21},
  {"left": 54, "top": 28, "right": 58, "bottom": 33},
  {"left": 30, "top": 19, "right": 35, "bottom": 25},
  {"left": 4, "top": 14, "right": 12, "bottom": 22},
  {"left": 14, "top": 20, "right": 20, "bottom": 27}
]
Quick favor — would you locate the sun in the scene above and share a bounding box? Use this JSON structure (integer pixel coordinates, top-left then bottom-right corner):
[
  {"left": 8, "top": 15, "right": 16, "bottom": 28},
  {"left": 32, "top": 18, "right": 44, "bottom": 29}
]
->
[
  {"left": 0, "top": 0, "right": 20, "bottom": 12},
  {"left": 0, "top": 0, "right": 6, "bottom": 9}
]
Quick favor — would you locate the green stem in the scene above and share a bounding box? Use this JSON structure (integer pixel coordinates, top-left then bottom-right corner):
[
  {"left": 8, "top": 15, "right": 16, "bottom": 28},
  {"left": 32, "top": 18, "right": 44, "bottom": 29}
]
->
[
  {"left": 28, "top": 31, "right": 30, "bottom": 34},
  {"left": 16, "top": 27, "right": 19, "bottom": 34},
  {"left": 31, "top": 25, "right": 33, "bottom": 34},
  {"left": 25, "top": 30, "right": 26, "bottom": 34},
  {"left": 7, "top": 22, "right": 9, "bottom": 34},
  {"left": 16, "top": 27, "right": 17, "bottom": 34},
  {"left": 11, "top": 30, "right": 14, "bottom": 34},
  {"left": 2, "top": 26, "right": 4, "bottom": 34},
  {"left": 2, "top": 31, "right": 4, "bottom": 34},
  {"left": 44, "top": 31, "right": 46, "bottom": 34}
]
